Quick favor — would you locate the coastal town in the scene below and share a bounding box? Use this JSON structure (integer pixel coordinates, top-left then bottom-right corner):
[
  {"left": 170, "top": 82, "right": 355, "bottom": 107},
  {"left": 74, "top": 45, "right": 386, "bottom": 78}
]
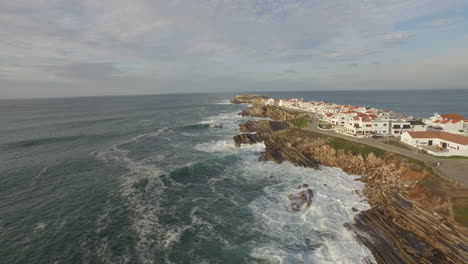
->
[{"left": 265, "top": 98, "right": 468, "bottom": 157}]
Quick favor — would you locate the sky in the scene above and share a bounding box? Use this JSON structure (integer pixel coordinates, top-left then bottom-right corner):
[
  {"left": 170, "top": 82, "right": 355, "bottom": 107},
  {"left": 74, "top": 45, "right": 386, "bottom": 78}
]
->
[{"left": 1, "top": 0, "right": 468, "bottom": 98}]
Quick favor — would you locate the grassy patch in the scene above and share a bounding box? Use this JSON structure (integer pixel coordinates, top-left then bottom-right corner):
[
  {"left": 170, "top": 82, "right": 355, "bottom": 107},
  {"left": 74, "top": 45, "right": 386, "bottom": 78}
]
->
[
  {"left": 453, "top": 200, "right": 468, "bottom": 228},
  {"left": 383, "top": 140, "right": 412, "bottom": 150},
  {"left": 328, "top": 138, "right": 386, "bottom": 158},
  {"left": 292, "top": 116, "right": 312, "bottom": 128},
  {"left": 407, "top": 158, "right": 426, "bottom": 172}
]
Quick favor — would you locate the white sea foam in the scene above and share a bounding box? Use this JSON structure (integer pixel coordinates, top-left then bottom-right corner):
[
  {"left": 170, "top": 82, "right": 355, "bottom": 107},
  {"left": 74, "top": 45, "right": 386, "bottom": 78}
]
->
[
  {"left": 128, "top": 127, "right": 171, "bottom": 143},
  {"left": 94, "top": 142, "right": 166, "bottom": 263},
  {"left": 194, "top": 140, "right": 265, "bottom": 153},
  {"left": 235, "top": 158, "right": 374, "bottom": 264}
]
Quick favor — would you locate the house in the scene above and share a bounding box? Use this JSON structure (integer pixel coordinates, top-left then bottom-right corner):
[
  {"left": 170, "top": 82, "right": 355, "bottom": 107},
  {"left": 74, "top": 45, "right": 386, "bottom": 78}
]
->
[
  {"left": 371, "top": 119, "right": 390, "bottom": 136},
  {"left": 409, "top": 120, "right": 427, "bottom": 132},
  {"left": 425, "top": 113, "right": 465, "bottom": 134},
  {"left": 345, "top": 116, "right": 374, "bottom": 137},
  {"left": 401, "top": 131, "right": 468, "bottom": 157},
  {"left": 390, "top": 120, "right": 412, "bottom": 136},
  {"left": 265, "top": 98, "right": 275, "bottom": 106}
]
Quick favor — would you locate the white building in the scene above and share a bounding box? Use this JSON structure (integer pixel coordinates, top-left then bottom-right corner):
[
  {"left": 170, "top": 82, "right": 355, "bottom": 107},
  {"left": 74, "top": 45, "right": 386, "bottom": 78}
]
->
[
  {"left": 345, "top": 116, "right": 374, "bottom": 137},
  {"left": 372, "top": 120, "right": 390, "bottom": 136},
  {"left": 424, "top": 113, "right": 466, "bottom": 134},
  {"left": 409, "top": 120, "right": 427, "bottom": 132},
  {"left": 390, "top": 120, "right": 412, "bottom": 136},
  {"left": 265, "top": 98, "right": 275, "bottom": 106},
  {"left": 401, "top": 131, "right": 468, "bottom": 157}
]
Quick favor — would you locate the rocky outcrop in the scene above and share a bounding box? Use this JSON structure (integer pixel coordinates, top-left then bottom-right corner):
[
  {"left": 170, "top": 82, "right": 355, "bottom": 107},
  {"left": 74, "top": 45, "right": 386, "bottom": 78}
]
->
[
  {"left": 230, "top": 94, "right": 270, "bottom": 105},
  {"left": 239, "top": 120, "right": 293, "bottom": 133},
  {"left": 288, "top": 187, "right": 314, "bottom": 212},
  {"left": 241, "top": 105, "right": 308, "bottom": 120},
  {"left": 233, "top": 133, "right": 264, "bottom": 147},
  {"left": 350, "top": 193, "right": 468, "bottom": 264},
  {"left": 233, "top": 96, "right": 468, "bottom": 264}
]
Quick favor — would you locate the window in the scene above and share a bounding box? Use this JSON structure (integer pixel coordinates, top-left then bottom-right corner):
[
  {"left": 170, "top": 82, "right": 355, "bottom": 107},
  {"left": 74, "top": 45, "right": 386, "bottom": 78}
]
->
[
  {"left": 374, "top": 124, "right": 378, "bottom": 126},
  {"left": 393, "top": 125, "right": 401, "bottom": 129},
  {"left": 394, "top": 131, "right": 399, "bottom": 134},
  {"left": 403, "top": 125, "right": 411, "bottom": 129},
  {"left": 366, "top": 124, "right": 371, "bottom": 127},
  {"left": 383, "top": 124, "right": 387, "bottom": 126},
  {"left": 383, "top": 130, "right": 387, "bottom": 133}
]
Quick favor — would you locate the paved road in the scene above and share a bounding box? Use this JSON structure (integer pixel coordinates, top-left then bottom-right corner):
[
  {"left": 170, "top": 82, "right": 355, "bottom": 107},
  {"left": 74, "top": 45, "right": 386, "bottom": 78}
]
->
[{"left": 304, "top": 114, "right": 468, "bottom": 186}]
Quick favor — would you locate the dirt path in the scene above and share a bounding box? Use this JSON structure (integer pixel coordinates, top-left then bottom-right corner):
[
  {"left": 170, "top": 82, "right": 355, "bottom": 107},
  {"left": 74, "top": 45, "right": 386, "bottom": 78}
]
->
[{"left": 304, "top": 114, "right": 468, "bottom": 186}]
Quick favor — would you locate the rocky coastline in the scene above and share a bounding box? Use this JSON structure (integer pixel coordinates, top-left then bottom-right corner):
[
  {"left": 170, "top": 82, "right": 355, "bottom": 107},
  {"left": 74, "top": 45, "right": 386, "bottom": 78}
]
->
[{"left": 232, "top": 94, "right": 468, "bottom": 264}]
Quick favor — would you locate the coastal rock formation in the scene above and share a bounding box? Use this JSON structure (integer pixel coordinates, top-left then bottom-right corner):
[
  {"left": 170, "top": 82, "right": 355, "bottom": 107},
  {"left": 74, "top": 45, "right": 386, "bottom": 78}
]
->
[
  {"left": 288, "top": 188, "right": 314, "bottom": 212},
  {"left": 239, "top": 120, "right": 293, "bottom": 133},
  {"left": 230, "top": 94, "right": 270, "bottom": 105},
  {"left": 233, "top": 133, "right": 264, "bottom": 147},
  {"left": 233, "top": 96, "right": 468, "bottom": 264},
  {"left": 241, "top": 105, "right": 308, "bottom": 120}
]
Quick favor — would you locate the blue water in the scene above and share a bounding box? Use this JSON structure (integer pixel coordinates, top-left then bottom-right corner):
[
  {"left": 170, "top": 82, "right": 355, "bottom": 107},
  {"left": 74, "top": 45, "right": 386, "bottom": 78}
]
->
[
  {"left": 1, "top": 90, "right": 465, "bottom": 264},
  {"left": 263, "top": 89, "right": 468, "bottom": 119}
]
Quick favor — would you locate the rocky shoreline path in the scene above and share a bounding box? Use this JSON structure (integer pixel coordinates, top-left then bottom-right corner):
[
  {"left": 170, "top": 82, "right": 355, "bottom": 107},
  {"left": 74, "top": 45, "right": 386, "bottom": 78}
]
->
[{"left": 231, "top": 94, "right": 468, "bottom": 264}]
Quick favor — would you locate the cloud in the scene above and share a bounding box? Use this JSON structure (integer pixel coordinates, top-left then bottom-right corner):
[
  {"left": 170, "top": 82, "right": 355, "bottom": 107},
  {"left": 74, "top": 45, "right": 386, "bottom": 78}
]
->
[
  {"left": 325, "top": 49, "right": 367, "bottom": 59},
  {"left": 384, "top": 32, "right": 414, "bottom": 42},
  {"left": 0, "top": 0, "right": 467, "bottom": 97},
  {"left": 424, "top": 17, "right": 459, "bottom": 26},
  {"left": 43, "top": 62, "right": 123, "bottom": 80}
]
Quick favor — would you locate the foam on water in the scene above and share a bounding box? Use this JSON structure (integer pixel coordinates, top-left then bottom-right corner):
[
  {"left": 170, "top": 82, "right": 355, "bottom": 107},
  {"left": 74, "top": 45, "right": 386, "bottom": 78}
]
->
[
  {"left": 194, "top": 140, "right": 265, "bottom": 153},
  {"left": 237, "top": 158, "right": 375, "bottom": 264},
  {"left": 91, "top": 105, "right": 374, "bottom": 264}
]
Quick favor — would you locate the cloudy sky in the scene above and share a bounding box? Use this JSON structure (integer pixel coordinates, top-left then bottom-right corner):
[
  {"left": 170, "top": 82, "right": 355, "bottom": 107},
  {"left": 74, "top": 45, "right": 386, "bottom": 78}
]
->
[{"left": 1, "top": 0, "right": 468, "bottom": 98}]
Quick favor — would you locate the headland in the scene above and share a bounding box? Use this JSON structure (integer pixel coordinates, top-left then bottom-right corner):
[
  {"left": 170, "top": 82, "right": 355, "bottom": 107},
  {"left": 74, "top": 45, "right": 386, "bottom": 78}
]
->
[{"left": 231, "top": 94, "right": 468, "bottom": 264}]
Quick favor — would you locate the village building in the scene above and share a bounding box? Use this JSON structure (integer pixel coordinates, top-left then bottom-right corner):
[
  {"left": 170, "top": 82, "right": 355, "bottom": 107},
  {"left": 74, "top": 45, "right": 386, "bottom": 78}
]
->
[
  {"left": 390, "top": 120, "right": 412, "bottom": 136},
  {"left": 424, "top": 113, "right": 467, "bottom": 134},
  {"left": 264, "top": 98, "right": 275, "bottom": 106},
  {"left": 409, "top": 120, "right": 427, "bottom": 132},
  {"left": 401, "top": 131, "right": 468, "bottom": 157}
]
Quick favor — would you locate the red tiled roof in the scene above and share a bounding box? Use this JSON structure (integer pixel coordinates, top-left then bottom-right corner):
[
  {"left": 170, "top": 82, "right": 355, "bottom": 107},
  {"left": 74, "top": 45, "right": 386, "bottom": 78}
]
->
[
  {"left": 353, "top": 116, "right": 360, "bottom": 120},
  {"left": 325, "top": 113, "right": 334, "bottom": 117},
  {"left": 451, "top": 119, "right": 463, "bottom": 124},
  {"left": 362, "top": 117, "right": 372, "bottom": 122},
  {"left": 441, "top": 113, "right": 464, "bottom": 120},
  {"left": 406, "top": 131, "right": 468, "bottom": 145}
]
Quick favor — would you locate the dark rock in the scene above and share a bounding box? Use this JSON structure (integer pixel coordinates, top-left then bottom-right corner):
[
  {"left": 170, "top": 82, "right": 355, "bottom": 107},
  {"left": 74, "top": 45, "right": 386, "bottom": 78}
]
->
[
  {"left": 352, "top": 207, "right": 359, "bottom": 212},
  {"left": 288, "top": 188, "right": 314, "bottom": 212}
]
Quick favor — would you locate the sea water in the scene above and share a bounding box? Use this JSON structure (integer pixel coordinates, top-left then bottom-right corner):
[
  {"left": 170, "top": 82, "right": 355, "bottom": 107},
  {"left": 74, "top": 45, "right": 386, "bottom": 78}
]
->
[{"left": 2, "top": 90, "right": 465, "bottom": 263}]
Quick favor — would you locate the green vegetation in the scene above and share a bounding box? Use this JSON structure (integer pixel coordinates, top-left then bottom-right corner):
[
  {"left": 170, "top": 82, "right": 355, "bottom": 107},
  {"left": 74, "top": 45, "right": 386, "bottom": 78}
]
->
[
  {"left": 454, "top": 202, "right": 468, "bottom": 228},
  {"left": 294, "top": 117, "right": 311, "bottom": 128},
  {"left": 407, "top": 158, "right": 426, "bottom": 172},
  {"left": 383, "top": 140, "right": 412, "bottom": 150},
  {"left": 328, "top": 138, "right": 386, "bottom": 158}
]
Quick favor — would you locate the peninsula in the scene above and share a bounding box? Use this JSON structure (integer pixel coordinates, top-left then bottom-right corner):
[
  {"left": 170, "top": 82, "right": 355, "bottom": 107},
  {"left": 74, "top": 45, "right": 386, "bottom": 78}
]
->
[{"left": 232, "top": 94, "right": 468, "bottom": 264}]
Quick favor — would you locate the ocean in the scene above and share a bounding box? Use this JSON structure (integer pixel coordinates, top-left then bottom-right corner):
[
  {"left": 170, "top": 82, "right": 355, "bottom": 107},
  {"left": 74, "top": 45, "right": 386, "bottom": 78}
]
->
[{"left": 0, "top": 90, "right": 466, "bottom": 264}]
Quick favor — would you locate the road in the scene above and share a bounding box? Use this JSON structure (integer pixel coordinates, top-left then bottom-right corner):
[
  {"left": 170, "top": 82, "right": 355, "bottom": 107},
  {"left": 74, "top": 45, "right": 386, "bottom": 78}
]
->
[{"left": 304, "top": 114, "right": 468, "bottom": 186}]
